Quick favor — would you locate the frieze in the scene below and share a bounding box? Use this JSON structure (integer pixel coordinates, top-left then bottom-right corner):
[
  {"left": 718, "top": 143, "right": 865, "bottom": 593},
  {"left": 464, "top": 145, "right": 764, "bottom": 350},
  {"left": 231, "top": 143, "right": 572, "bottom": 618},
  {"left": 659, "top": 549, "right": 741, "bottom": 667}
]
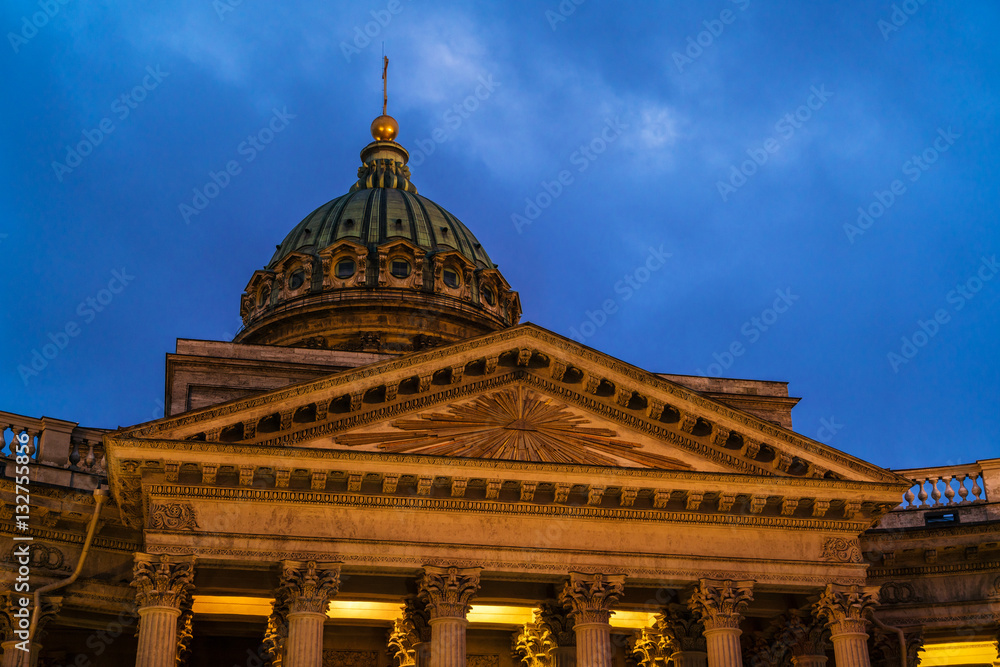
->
[
  {"left": 821, "top": 537, "right": 863, "bottom": 563},
  {"left": 4, "top": 543, "right": 71, "bottom": 573},
  {"left": 143, "top": 484, "right": 872, "bottom": 532},
  {"left": 148, "top": 502, "right": 199, "bottom": 531},
  {"left": 115, "top": 325, "right": 898, "bottom": 483},
  {"left": 144, "top": 544, "right": 865, "bottom": 586}
]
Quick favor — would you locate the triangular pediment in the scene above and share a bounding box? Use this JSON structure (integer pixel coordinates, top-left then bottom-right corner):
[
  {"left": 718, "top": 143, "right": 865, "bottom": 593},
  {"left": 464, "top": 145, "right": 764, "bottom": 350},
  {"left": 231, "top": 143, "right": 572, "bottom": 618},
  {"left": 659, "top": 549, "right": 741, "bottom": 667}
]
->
[
  {"left": 330, "top": 384, "right": 697, "bottom": 470},
  {"left": 114, "top": 324, "right": 904, "bottom": 487}
]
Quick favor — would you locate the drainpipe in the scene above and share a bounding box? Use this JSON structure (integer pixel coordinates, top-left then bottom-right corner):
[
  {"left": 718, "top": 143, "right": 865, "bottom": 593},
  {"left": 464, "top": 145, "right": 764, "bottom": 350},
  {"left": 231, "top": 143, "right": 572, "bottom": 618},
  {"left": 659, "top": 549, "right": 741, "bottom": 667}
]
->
[
  {"left": 21, "top": 487, "right": 107, "bottom": 664},
  {"left": 870, "top": 612, "right": 908, "bottom": 667}
]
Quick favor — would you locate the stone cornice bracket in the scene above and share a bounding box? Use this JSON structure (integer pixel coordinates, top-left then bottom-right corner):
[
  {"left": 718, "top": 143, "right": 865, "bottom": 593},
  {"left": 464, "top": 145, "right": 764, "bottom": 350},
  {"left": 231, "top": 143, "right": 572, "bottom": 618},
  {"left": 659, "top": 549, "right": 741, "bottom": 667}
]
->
[
  {"left": 687, "top": 579, "right": 755, "bottom": 632},
  {"left": 132, "top": 553, "right": 196, "bottom": 609},
  {"left": 278, "top": 560, "right": 342, "bottom": 615},
  {"left": 812, "top": 584, "right": 879, "bottom": 636},
  {"left": 418, "top": 565, "right": 481, "bottom": 620},
  {"left": 559, "top": 571, "right": 626, "bottom": 626}
]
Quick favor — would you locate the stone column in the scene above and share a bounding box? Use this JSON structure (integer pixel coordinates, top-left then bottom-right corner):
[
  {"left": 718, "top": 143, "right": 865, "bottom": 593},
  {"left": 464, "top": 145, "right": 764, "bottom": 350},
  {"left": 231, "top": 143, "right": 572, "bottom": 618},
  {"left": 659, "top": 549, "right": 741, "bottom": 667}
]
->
[
  {"left": 1, "top": 594, "right": 63, "bottom": 667},
  {"left": 388, "top": 598, "right": 431, "bottom": 667},
  {"left": 788, "top": 609, "right": 830, "bottom": 667},
  {"left": 559, "top": 572, "right": 626, "bottom": 667},
  {"left": 813, "top": 585, "right": 879, "bottom": 667},
  {"left": 132, "top": 553, "right": 196, "bottom": 667},
  {"left": 687, "top": 579, "right": 754, "bottom": 667},
  {"left": 869, "top": 625, "right": 922, "bottom": 667},
  {"left": 418, "top": 566, "right": 481, "bottom": 667},
  {"left": 657, "top": 603, "right": 708, "bottom": 667},
  {"left": 538, "top": 601, "right": 576, "bottom": 667},
  {"left": 263, "top": 596, "right": 290, "bottom": 667},
  {"left": 278, "top": 560, "right": 341, "bottom": 667}
]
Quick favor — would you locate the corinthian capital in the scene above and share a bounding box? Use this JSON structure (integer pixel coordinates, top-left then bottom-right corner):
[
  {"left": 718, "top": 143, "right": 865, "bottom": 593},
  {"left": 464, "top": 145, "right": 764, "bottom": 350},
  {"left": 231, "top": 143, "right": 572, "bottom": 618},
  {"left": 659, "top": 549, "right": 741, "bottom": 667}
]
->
[
  {"left": 687, "top": 579, "right": 754, "bottom": 631},
  {"left": 418, "top": 565, "right": 481, "bottom": 619},
  {"left": 132, "top": 553, "right": 196, "bottom": 610},
  {"left": 537, "top": 600, "right": 575, "bottom": 647},
  {"left": 812, "top": 584, "right": 879, "bottom": 635},
  {"left": 559, "top": 571, "right": 626, "bottom": 626},
  {"left": 655, "top": 603, "right": 706, "bottom": 652},
  {"left": 278, "top": 560, "right": 341, "bottom": 615}
]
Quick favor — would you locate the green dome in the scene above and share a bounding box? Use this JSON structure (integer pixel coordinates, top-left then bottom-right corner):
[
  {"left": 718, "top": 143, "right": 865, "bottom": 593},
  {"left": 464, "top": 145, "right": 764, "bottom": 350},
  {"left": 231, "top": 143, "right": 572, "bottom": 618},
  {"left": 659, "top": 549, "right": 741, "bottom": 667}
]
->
[{"left": 269, "top": 187, "right": 494, "bottom": 271}]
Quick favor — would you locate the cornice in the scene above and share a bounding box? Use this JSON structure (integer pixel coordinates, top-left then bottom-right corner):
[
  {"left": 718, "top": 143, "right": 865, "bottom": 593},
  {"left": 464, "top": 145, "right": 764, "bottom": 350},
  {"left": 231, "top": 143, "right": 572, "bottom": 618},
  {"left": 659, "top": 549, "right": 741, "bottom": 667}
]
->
[
  {"left": 110, "top": 325, "right": 901, "bottom": 485},
  {"left": 143, "top": 483, "right": 873, "bottom": 533},
  {"left": 867, "top": 560, "right": 1000, "bottom": 579}
]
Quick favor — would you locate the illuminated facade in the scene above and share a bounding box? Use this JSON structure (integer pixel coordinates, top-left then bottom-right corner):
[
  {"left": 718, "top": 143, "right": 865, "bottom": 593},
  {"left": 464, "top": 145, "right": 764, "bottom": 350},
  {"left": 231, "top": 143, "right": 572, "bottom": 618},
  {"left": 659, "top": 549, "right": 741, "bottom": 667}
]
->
[{"left": 1, "top": 107, "right": 998, "bottom": 667}]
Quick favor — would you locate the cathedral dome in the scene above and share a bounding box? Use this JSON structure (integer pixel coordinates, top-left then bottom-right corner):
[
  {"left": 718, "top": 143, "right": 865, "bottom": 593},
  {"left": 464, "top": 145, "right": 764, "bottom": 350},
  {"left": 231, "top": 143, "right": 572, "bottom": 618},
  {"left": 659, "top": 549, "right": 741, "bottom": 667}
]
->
[{"left": 235, "top": 118, "right": 521, "bottom": 354}]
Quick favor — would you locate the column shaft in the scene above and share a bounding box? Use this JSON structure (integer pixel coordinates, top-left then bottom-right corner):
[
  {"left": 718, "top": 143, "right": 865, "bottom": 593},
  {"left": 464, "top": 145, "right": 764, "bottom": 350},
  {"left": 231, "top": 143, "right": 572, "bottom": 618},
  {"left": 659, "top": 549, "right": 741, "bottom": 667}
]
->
[
  {"left": 703, "top": 628, "right": 744, "bottom": 667},
  {"left": 429, "top": 617, "right": 466, "bottom": 667},
  {"left": 2, "top": 640, "right": 25, "bottom": 667},
  {"left": 284, "top": 611, "right": 326, "bottom": 667},
  {"left": 673, "top": 651, "right": 709, "bottom": 667},
  {"left": 135, "top": 606, "right": 181, "bottom": 667},
  {"left": 552, "top": 646, "right": 577, "bottom": 667},
  {"left": 830, "top": 630, "right": 871, "bottom": 667},
  {"left": 575, "top": 623, "right": 613, "bottom": 667}
]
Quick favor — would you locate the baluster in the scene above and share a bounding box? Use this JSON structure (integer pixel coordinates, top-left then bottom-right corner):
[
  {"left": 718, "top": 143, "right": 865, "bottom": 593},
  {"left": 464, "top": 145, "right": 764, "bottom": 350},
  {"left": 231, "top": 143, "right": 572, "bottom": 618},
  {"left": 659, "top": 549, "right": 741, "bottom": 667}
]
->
[
  {"left": 903, "top": 486, "right": 916, "bottom": 508},
  {"left": 917, "top": 478, "right": 929, "bottom": 507},
  {"left": 971, "top": 474, "right": 984, "bottom": 502},
  {"left": 930, "top": 477, "right": 943, "bottom": 506},
  {"left": 957, "top": 474, "right": 970, "bottom": 503},
  {"left": 94, "top": 446, "right": 107, "bottom": 475},
  {"left": 0, "top": 426, "right": 10, "bottom": 458},
  {"left": 67, "top": 439, "right": 81, "bottom": 469},
  {"left": 943, "top": 474, "right": 956, "bottom": 505},
  {"left": 83, "top": 441, "right": 96, "bottom": 470}
]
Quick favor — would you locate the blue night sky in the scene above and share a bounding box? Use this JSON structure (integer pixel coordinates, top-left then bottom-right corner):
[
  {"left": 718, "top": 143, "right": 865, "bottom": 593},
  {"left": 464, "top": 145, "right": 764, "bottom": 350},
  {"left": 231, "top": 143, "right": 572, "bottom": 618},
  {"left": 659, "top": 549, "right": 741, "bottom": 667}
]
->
[{"left": 2, "top": 0, "right": 998, "bottom": 470}]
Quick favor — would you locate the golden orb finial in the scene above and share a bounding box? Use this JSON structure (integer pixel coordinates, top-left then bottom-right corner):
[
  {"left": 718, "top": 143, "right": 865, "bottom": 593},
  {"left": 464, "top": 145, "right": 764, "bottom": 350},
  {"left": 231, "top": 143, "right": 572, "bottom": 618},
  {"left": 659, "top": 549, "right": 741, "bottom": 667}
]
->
[{"left": 371, "top": 114, "right": 399, "bottom": 141}]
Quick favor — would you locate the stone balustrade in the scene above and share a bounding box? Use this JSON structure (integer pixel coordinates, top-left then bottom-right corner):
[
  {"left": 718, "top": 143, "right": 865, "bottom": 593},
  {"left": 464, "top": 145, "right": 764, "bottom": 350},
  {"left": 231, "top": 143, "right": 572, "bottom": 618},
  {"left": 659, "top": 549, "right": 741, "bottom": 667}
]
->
[
  {"left": 0, "top": 409, "right": 107, "bottom": 475},
  {"left": 894, "top": 462, "right": 990, "bottom": 509}
]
